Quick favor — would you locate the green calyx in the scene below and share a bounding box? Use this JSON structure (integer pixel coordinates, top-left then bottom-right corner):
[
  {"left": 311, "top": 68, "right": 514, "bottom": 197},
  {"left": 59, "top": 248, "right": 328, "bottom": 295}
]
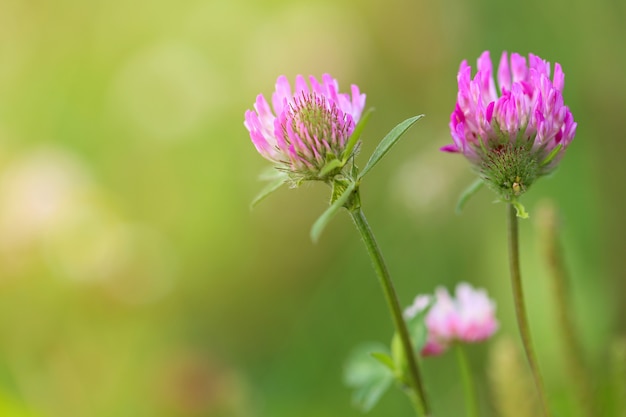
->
[
  {"left": 477, "top": 143, "right": 540, "bottom": 201},
  {"left": 282, "top": 155, "right": 348, "bottom": 187}
]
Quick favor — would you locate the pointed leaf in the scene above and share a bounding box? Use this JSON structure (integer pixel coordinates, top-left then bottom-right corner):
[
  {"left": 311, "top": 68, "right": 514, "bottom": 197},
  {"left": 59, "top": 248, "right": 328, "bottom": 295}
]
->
[
  {"left": 456, "top": 179, "right": 485, "bottom": 214},
  {"left": 359, "top": 114, "right": 424, "bottom": 179},
  {"left": 310, "top": 181, "right": 356, "bottom": 243},
  {"left": 370, "top": 352, "right": 396, "bottom": 372},
  {"left": 344, "top": 343, "right": 394, "bottom": 412},
  {"left": 342, "top": 108, "right": 374, "bottom": 163},
  {"left": 250, "top": 178, "right": 287, "bottom": 209},
  {"left": 512, "top": 200, "right": 529, "bottom": 219}
]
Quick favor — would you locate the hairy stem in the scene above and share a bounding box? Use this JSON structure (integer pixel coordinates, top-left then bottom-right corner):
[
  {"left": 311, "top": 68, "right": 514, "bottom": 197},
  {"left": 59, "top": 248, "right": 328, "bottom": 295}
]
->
[
  {"left": 507, "top": 203, "right": 551, "bottom": 417},
  {"left": 349, "top": 207, "right": 431, "bottom": 416}
]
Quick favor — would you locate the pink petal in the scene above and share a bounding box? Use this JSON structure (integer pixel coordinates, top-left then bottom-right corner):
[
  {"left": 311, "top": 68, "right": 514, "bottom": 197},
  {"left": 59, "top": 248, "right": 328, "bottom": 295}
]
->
[
  {"left": 553, "top": 62, "right": 564, "bottom": 91},
  {"left": 272, "top": 75, "right": 292, "bottom": 115},
  {"left": 497, "top": 51, "right": 511, "bottom": 93},
  {"left": 294, "top": 74, "right": 309, "bottom": 96},
  {"left": 510, "top": 53, "right": 528, "bottom": 83}
]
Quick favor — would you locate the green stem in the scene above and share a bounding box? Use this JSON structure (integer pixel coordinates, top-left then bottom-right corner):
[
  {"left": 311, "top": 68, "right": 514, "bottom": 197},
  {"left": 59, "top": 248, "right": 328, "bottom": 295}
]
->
[
  {"left": 540, "top": 204, "right": 596, "bottom": 417},
  {"left": 507, "top": 203, "right": 551, "bottom": 417},
  {"left": 349, "top": 207, "right": 431, "bottom": 416},
  {"left": 455, "top": 345, "right": 479, "bottom": 417}
]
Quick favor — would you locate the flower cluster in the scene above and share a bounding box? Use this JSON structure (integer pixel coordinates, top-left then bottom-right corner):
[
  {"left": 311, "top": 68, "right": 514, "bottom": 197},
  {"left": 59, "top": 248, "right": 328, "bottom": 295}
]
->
[
  {"left": 442, "top": 51, "right": 576, "bottom": 200},
  {"left": 244, "top": 74, "right": 366, "bottom": 183},
  {"left": 244, "top": 54, "right": 577, "bottom": 415},
  {"left": 405, "top": 283, "right": 498, "bottom": 356}
]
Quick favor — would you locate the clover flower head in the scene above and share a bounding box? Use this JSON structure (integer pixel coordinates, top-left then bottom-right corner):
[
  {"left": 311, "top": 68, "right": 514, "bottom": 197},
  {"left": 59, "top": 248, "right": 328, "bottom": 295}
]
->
[
  {"left": 405, "top": 282, "right": 498, "bottom": 357},
  {"left": 244, "top": 74, "right": 366, "bottom": 183},
  {"left": 453, "top": 283, "right": 499, "bottom": 342},
  {"left": 442, "top": 51, "right": 576, "bottom": 200}
]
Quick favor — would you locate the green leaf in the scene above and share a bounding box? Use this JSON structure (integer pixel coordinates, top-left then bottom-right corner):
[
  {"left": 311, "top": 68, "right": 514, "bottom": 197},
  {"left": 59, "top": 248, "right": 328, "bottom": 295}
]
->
[
  {"left": 344, "top": 343, "right": 394, "bottom": 412},
  {"left": 342, "top": 107, "right": 374, "bottom": 163},
  {"left": 390, "top": 300, "right": 431, "bottom": 380},
  {"left": 391, "top": 333, "right": 407, "bottom": 372},
  {"left": 512, "top": 200, "right": 529, "bottom": 219},
  {"left": 456, "top": 179, "right": 484, "bottom": 214},
  {"left": 310, "top": 181, "right": 356, "bottom": 243},
  {"left": 405, "top": 306, "right": 431, "bottom": 352},
  {"left": 370, "top": 352, "right": 396, "bottom": 372},
  {"left": 359, "top": 114, "right": 424, "bottom": 179},
  {"left": 249, "top": 177, "right": 287, "bottom": 209}
]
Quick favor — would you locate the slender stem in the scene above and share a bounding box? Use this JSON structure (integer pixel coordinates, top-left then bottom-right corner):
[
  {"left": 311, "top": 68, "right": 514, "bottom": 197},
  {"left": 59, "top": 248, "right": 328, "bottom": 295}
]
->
[
  {"left": 611, "top": 339, "right": 626, "bottom": 417},
  {"left": 507, "top": 203, "right": 551, "bottom": 417},
  {"left": 455, "top": 345, "right": 479, "bottom": 417},
  {"left": 406, "top": 389, "right": 425, "bottom": 416},
  {"left": 349, "top": 207, "right": 431, "bottom": 416},
  {"left": 540, "top": 203, "right": 596, "bottom": 417}
]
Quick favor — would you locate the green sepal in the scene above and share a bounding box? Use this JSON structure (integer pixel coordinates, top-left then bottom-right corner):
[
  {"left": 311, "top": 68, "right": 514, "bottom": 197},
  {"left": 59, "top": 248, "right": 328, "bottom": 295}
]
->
[
  {"left": 319, "top": 158, "right": 343, "bottom": 178},
  {"left": 540, "top": 143, "right": 563, "bottom": 167},
  {"left": 344, "top": 342, "right": 395, "bottom": 412},
  {"left": 359, "top": 114, "right": 424, "bottom": 179},
  {"left": 456, "top": 179, "right": 485, "bottom": 214},
  {"left": 310, "top": 181, "right": 357, "bottom": 243},
  {"left": 249, "top": 176, "right": 287, "bottom": 209},
  {"left": 342, "top": 107, "right": 374, "bottom": 164},
  {"left": 477, "top": 134, "right": 489, "bottom": 156}
]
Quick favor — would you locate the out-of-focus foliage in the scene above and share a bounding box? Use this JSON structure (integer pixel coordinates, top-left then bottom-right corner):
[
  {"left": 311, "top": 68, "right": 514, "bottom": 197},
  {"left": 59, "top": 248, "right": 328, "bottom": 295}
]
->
[{"left": 0, "top": 0, "right": 624, "bottom": 416}]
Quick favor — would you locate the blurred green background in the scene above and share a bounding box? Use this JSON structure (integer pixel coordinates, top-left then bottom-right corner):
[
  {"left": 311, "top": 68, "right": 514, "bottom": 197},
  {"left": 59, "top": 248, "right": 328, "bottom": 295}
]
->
[{"left": 0, "top": 0, "right": 624, "bottom": 416}]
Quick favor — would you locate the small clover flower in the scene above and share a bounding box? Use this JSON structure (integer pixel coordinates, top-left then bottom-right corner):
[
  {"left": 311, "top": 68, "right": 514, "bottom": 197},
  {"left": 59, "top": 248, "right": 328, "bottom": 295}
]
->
[
  {"left": 442, "top": 51, "right": 576, "bottom": 203},
  {"left": 405, "top": 283, "right": 498, "bottom": 356},
  {"left": 453, "top": 283, "right": 500, "bottom": 342},
  {"left": 244, "top": 74, "right": 366, "bottom": 184}
]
